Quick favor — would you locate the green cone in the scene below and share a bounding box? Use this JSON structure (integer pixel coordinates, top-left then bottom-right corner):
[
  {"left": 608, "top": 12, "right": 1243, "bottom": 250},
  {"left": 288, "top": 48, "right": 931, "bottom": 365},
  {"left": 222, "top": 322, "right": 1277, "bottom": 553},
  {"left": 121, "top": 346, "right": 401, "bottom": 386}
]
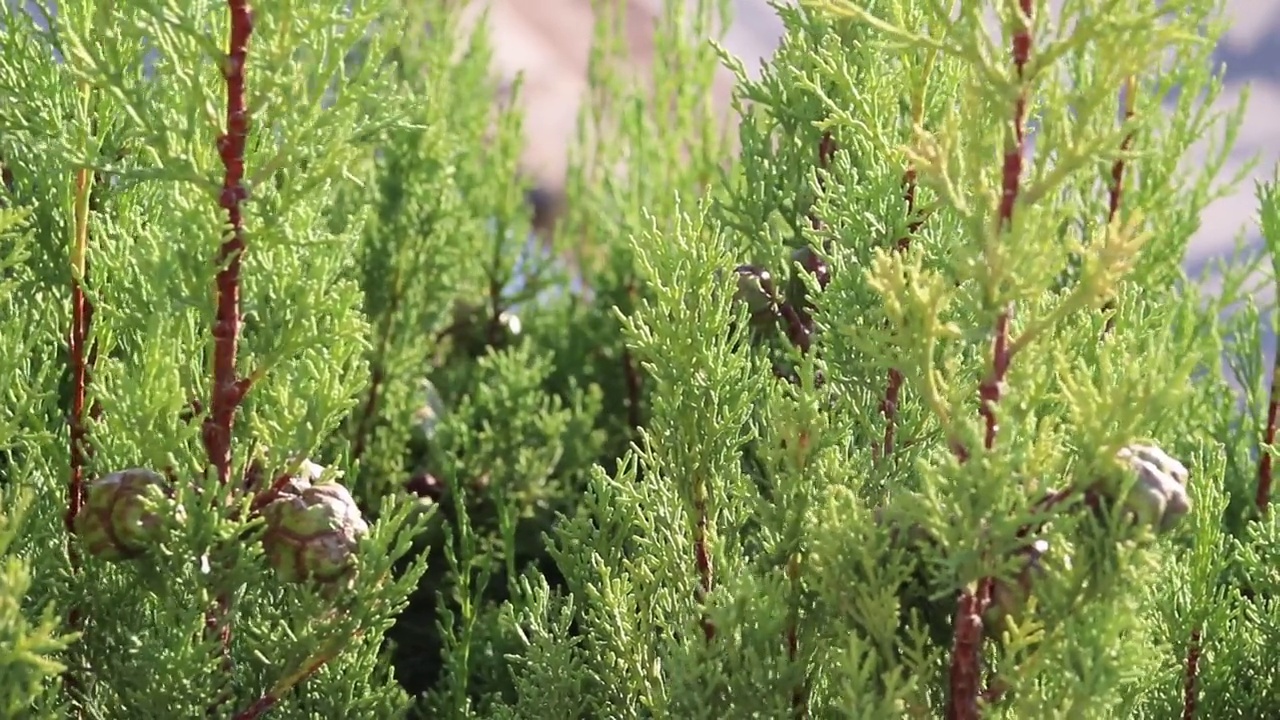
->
[
  {"left": 74, "top": 468, "right": 178, "bottom": 561},
  {"left": 260, "top": 470, "right": 369, "bottom": 586}
]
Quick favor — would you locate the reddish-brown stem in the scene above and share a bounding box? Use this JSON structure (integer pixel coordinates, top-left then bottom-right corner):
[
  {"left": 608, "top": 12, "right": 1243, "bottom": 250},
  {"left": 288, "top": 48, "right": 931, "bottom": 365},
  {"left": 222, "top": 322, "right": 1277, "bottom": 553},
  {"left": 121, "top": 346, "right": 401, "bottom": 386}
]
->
[
  {"left": 785, "top": 552, "right": 807, "bottom": 717},
  {"left": 997, "top": 2, "right": 1032, "bottom": 227},
  {"left": 230, "top": 644, "right": 344, "bottom": 720},
  {"left": 977, "top": 0, "right": 1032, "bottom": 453},
  {"left": 694, "top": 489, "right": 715, "bottom": 642},
  {"left": 742, "top": 267, "right": 812, "bottom": 356},
  {"left": 63, "top": 150, "right": 99, "bottom": 720},
  {"left": 1107, "top": 102, "right": 1135, "bottom": 221},
  {"left": 786, "top": 622, "right": 802, "bottom": 705},
  {"left": 66, "top": 166, "right": 94, "bottom": 539},
  {"left": 945, "top": 5, "right": 1032, "bottom": 718},
  {"left": 978, "top": 309, "right": 1012, "bottom": 451},
  {"left": 945, "top": 579, "right": 994, "bottom": 720},
  {"left": 879, "top": 168, "right": 923, "bottom": 461},
  {"left": 203, "top": 4, "right": 254, "bottom": 714},
  {"left": 1101, "top": 77, "right": 1136, "bottom": 337},
  {"left": 230, "top": 696, "right": 277, "bottom": 720},
  {"left": 202, "top": 0, "right": 255, "bottom": 488},
  {"left": 1257, "top": 362, "right": 1279, "bottom": 514},
  {"left": 249, "top": 469, "right": 298, "bottom": 512},
  {"left": 777, "top": 302, "right": 812, "bottom": 353},
  {"left": 764, "top": 134, "right": 839, "bottom": 716},
  {"left": 879, "top": 369, "right": 905, "bottom": 459},
  {"left": 1181, "top": 628, "right": 1201, "bottom": 719},
  {"left": 808, "top": 131, "right": 837, "bottom": 233}
]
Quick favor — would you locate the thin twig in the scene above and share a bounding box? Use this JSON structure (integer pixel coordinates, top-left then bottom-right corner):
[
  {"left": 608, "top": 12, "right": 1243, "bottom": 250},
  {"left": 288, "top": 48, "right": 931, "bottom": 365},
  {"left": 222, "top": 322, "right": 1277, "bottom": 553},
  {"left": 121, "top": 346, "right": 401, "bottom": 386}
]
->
[
  {"left": 778, "top": 133, "right": 841, "bottom": 717},
  {"left": 230, "top": 636, "right": 357, "bottom": 720},
  {"left": 1257, "top": 361, "right": 1279, "bottom": 514},
  {"left": 786, "top": 552, "right": 806, "bottom": 717},
  {"left": 879, "top": 167, "right": 923, "bottom": 461},
  {"left": 204, "top": 3, "right": 256, "bottom": 714},
  {"left": 977, "top": 310, "right": 1013, "bottom": 452},
  {"left": 63, "top": 114, "right": 100, "bottom": 716},
  {"left": 945, "top": 4, "right": 1032, "bottom": 718},
  {"left": 66, "top": 169, "right": 92, "bottom": 545},
  {"left": 694, "top": 481, "right": 715, "bottom": 642},
  {"left": 1101, "top": 76, "right": 1137, "bottom": 337},
  {"left": 203, "top": 0, "right": 255, "bottom": 486},
  {"left": 1181, "top": 628, "right": 1201, "bottom": 720}
]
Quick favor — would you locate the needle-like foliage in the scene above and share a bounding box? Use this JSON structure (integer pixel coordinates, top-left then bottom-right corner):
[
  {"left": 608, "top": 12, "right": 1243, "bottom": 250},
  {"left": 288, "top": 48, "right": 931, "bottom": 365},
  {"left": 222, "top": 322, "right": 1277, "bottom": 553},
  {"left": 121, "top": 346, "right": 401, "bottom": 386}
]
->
[{"left": 2, "top": 0, "right": 1280, "bottom": 718}]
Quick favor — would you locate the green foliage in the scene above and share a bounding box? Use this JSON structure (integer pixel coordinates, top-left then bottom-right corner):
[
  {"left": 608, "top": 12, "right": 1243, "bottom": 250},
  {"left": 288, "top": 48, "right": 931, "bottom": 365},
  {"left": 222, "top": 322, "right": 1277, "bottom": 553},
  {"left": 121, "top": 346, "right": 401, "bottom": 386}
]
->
[
  {"left": 1, "top": 0, "right": 428, "bottom": 715},
  {"left": 3, "top": 0, "right": 1280, "bottom": 717},
  {"left": 456, "top": 0, "right": 1279, "bottom": 716},
  {"left": 0, "top": 488, "right": 78, "bottom": 719}
]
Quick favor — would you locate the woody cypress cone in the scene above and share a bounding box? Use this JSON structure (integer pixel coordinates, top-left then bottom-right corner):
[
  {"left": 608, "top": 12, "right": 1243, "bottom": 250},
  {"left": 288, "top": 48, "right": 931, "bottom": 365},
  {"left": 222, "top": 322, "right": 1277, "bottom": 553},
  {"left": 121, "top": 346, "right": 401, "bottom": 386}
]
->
[
  {"left": 1115, "top": 443, "right": 1191, "bottom": 533},
  {"left": 74, "top": 468, "right": 180, "bottom": 561},
  {"left": 260, "top": 464, "right": 368, "bottom": 586}
]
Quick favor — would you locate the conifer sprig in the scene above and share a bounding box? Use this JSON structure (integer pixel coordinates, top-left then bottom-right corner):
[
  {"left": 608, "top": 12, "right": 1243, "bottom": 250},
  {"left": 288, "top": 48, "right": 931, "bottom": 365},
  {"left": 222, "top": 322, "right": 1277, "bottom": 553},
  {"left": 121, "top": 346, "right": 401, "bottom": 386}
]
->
[
  {"left": 876, "top": 165, "right": 925, "bottom": 461},
  {"left": 878, "top": 52, "right": 933, "bottom": 462},
  {"left": 3, "top": 0, "right": 1276, "bottom": 715},
  {"left": 941, "top": 3, "right": 1033, "bottom": 716},
  {"left": 1256, "top": 174, "right": 1280, "bottom": 517},
  {"left": 1100, "top": 74, "right": 1137, "bottom": 337}
]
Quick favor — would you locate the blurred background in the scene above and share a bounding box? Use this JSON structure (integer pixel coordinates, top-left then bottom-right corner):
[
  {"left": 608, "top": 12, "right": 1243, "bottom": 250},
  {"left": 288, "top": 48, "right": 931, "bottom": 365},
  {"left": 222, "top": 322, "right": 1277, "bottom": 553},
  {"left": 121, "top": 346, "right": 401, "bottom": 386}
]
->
[{"left": 466, "top": 0, "right": 1280, "bottom": 282}]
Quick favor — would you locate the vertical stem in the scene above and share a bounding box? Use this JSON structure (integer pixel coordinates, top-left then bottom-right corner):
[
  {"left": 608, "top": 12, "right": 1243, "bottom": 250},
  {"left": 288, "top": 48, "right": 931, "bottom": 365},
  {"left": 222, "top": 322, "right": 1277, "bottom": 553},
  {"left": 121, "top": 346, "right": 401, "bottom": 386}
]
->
[
  {"left": 878, "top": 368, "right": 904, "bottom": 458},
  {"left": 786, "top": 428, "right": 814, "bottom": 717},
  {"left": 66, "top": 77, "right": 98, "bottom": 544},
  {"left": 976, "top": 0, "right": 1032, "bottom": 456},
  {"left": 66, "top": 170, "right": 93, "bottom": 537},
  {"left": 1257, "top": 361, "right": 1278, "bottom": 514},
  {"left": 879, "top": 45, "right": 935, "bottom": 462},
  {"left": 63, "top": 76, "right": 100, "bottom": 717},
  {"left": 945, "top": 578, "right": 995, "bottom": 720},
  {"left": 977, "top": 310, "right": 1012, "bottom": 451},
  {"left": 1181, "top": 628, "right": 1201, "bottom": 720},
  {"left": 1107, "top": 76, "right": 1137, "bottom": 222},
  {"left": 204, "top": 4, "right": 255, "bottom": 713},
  {"left": 808, "top": 132, "right": 837, "bottom": 233},
  {"left": 879, "top": 168, "right": 923, "bottom": 461},
  {"left": 946, "top": 4, "right": 1032, "bottom": 718},
  {"left": 785, "top": 543, "right": 806, "bottom": 717},
  {"left": 693, "top": 476, "right": 715, "bottom": 642},
  {"left": 1133, "top": 66, "right": 1201, "bottom": 720},
  {"left": 1101, "top": 75, "right": 1137, "bottom": 337},
  {"left": 203, "top": 0, "right": 255, "bottom": 488}
]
